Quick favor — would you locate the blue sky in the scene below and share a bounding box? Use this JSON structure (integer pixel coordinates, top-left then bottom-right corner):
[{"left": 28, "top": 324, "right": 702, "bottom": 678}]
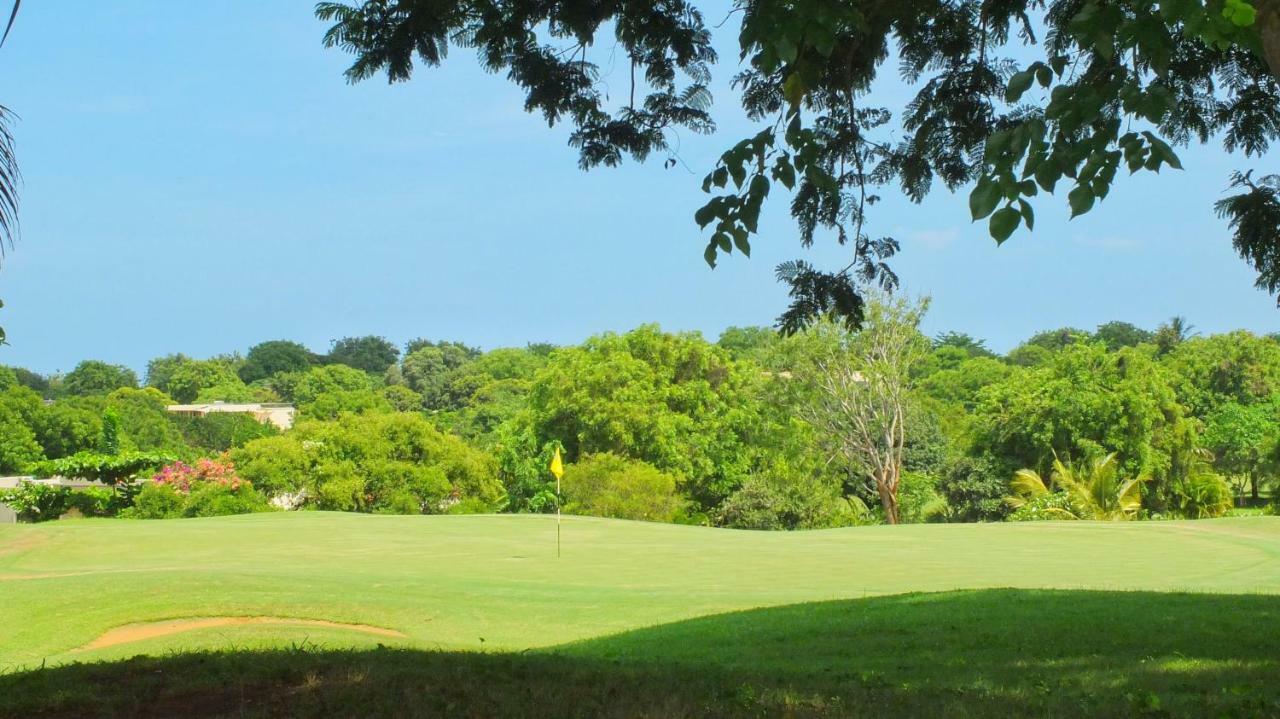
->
[{"left": 0, "top": 1, "right": 1275, "bottom": 374}]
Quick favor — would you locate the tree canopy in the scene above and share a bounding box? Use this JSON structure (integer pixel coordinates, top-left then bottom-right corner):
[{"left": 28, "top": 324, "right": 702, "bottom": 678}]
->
[{"left": 319, "top": 0, "right": 1280, "bottom": 329}]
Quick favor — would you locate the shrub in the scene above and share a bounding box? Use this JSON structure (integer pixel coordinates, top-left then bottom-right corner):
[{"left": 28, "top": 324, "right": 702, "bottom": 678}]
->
[
  {"left": 446, "top": 497, "right": 492, "bottom": 515},
  {"left": 229, "top": 435, "right": 310, "bottom": 495},
  {"left": 1169, "top": 472, "right": 1234, "bottom": 519},
  {"left": 938, "top": 456, "right": 1010, "bottom": 522},
  {"left": 125, "top": 483, "right": 185, "bottom": 519},
  {"left": 715, "top": 475, "right": 866, "bottom": 530},
  {"left": 0, "top": 482, "right": 71, "bottom": 522},
  {"left": 715, "top": 478, "right": 791, "bottom": 530},
  {"left": 182, "top": 481, "right": 271, "bottom": 517},
  {"left": 899, "top": 472, "right": 948, "bottom": 524},
  {"left": 66, "top": 487, "right": 118, "bottom": 517},
  {"left": 1008, "top": 491, "right": 1083, "bottom": 522},
  {"left": 36, "top": 451, "right": 174, "bottom": 486},
  {"left": 126, "top": 457, "right": 272, "bottom": 519},
  {"left": 562, "top": 453, "right": 683, "bottom": 522},
  {"left": 172, "top": 413, "right": 278, "bottom": 453}
]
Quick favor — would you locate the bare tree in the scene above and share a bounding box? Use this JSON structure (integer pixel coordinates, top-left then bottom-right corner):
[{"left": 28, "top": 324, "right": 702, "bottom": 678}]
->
[{"left": 795, "top": 293, "right": 930, "bottom": 525}]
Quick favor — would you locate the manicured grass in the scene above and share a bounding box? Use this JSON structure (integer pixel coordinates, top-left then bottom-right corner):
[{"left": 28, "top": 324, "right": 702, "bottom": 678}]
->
[
  {"left": 1, "top": 513, "right": 1279, "bottom": 716},
  {"left": 3, "top": 590, "right": 1279, "bottom": 717}
]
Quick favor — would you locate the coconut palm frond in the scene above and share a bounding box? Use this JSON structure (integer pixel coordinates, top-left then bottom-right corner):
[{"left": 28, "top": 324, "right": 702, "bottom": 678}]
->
[
  {"left": 1010, "top": 468, "right": 1050, "bottom": 499},
  {"left": 0, "top": 0, "right": 18, "bottom": 49},
  {"left": 0, "top": 103, "right": 18, "bottom": 259},
  {"left": 1116, "top": 475, "right": 1148, "bottom": 516}
]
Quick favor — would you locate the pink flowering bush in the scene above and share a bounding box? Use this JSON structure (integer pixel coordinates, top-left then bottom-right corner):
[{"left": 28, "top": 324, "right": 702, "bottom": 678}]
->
[
  {"left": 126, "top": 456, "right": 271, "bottom": 519},
  {"left": 151, "top": 457, "right": 246, "bottom": 494}
]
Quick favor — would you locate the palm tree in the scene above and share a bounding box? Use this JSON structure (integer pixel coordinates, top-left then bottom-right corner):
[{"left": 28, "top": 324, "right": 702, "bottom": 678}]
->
[
  {"left": 1008, "top": 453, "right": 1147, "bottom": 521},
  {"left": 0, "top": 1, "right": 21, "bottom": 346},
  {"left": 1154, "top": 316, "right": 1198, "bottom": 355}
]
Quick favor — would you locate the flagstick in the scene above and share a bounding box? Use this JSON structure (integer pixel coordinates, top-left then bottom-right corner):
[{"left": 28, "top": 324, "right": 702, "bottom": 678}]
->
[{"left": 556, "top": 474, "right": 562, "bottom": 558}]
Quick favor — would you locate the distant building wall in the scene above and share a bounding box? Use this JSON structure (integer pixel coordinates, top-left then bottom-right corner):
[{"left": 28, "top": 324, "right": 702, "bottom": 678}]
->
[
  {"left": 166, "top": 402, "right": 296, "bottom": 430},
  {"left": 0, "top": 476, "right": 29, "bottom": 524}
]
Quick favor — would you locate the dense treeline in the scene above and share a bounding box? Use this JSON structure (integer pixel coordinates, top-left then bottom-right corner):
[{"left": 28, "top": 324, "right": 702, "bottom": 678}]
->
[{"left": 2, "top": 308, "right": 1278, "bottom": 526}]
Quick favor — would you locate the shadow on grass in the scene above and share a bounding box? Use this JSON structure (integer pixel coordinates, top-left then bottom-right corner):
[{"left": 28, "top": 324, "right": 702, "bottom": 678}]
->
[{"left": 3, "top": 589, "right": 1279, "bottom": 718}]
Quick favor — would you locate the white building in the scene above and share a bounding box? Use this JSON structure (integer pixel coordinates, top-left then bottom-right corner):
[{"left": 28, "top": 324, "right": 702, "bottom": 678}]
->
[{"left": 166, "top": 402, "right": 296, "bottom": 430}]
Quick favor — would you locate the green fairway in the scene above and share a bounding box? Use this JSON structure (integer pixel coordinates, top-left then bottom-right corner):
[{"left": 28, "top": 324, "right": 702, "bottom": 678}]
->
[{"left": 2, "top": 513, "right": 1279, "bottom": 716}]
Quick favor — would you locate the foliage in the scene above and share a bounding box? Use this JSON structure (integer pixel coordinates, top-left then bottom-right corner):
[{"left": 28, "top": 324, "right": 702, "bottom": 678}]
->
[
  {"left": 226, "top": 435, "right": 309, "bottom": 496},
  {"left": 380, "top": 384, "right": 423, "bottom": 412},
  {"left": 560, "top": 453, "right": 684, "bottom": 523},
  {"left": 715, "top": 473, "right": 866, "bottom": 530},
  {"left": 897, "top": 471, "right": 948, "bottom": 524},
  {"left": 100, "top": 407, "right": 120, "bottom": 455},
  {"left": 239, "top": 340, "right": 317, "bottom": 384},
  {"left": 1007, "top": 489, "right": 1084, "bottom": 522},
  {"left": 233, "top": 412, "right": 502, "bottom": 513},
  {"left": 125, "top": 481, "right": 271, "bottom": 519},
  {"left": 1216, "top": 171, "right": 1280, "bottom": 298},
  {"left": 146, "top": 354, "right": 244, "bottom": 404},
  {"left": 1007, "top": 454, "right": 1146, "bottom": 521},
  {"left": 785, "top": 294, "right": 931, "bottom": 524},
  {"left": 970, "top": 344, "right": 1186, "bottom": 480},
  {"left": 0, "top": 387, "right": 43, "bottom": 472},
  {"left": 5, "top": 366, "right": 50, "bottom": 396},
  {"left": 932, "top": 332, "right": 995, "bottom": 359},
  {"left": 400, "top": 341, "right": 478, "bottom": 409},
  {"left": 30, "top": 402, "right": 101, "bottom": 459},
  {"left": 937, "top": 456, "right": 1010, "bottom": 522},
  {"left": 1203, "top": 399, "right": 1278, "bottom": 499},
  {"left": 62, "top": 360, "right": 138, "bottom": 396},
  {"left": 35, "top": 451, "right": 174, "bottom": 486},
  {"left": 326, "top": 335, "right": 399, "bottom": 374},
  {"left": 1093, "top": 321, "right": 1154, "bottom": 350},
  {"left": 104, "top": 387, "right": 187, "bottom": 454},
  {"left": 300, "top": 389, "right": 392, "bottom": 421},
  {"left": 523, "top": 324, "right": 770, "bottom": 510},
  {"left": 1169, "top": 470, "right": 1234, "bottom": 519},
  {"left": 317, "top": 0, "right": 1280, "bottom": 325},
  {"left": 1164, "top": 331, "right": 1280, "bottom": 416},
  {"left": 0, "top": 481, "right": 68, "bottom": 521},
  {"left": 274, "top": 364, "right": 374, "bottom": 405}
]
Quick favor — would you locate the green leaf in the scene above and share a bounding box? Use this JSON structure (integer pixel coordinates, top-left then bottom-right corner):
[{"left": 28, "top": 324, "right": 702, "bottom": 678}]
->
[
  {"left": 1068, "top": 184, "right": 1095, "bottom": 218},
  {"left": 969, "top": 176, "right": 1002, "bottom": 220},
  {"left": 703, "top": 243, "right": 718, "bottom": 268},
  {"left": 749, "top": 174, "right": 771, "bottom": 200},
  {"left": 774, "top": 159, "right": 796, "bottom": 190},
  {"left": 989, "top": 206, "right": 1021, "bottom": 243},
  {"left": 713, "top": 231, "right": 732, "bottom": 253},
  {"left": 730, "top": 226, "right": 751, "bottom": 256},
  {"left": 694, "top": 202, "right": 718, "bottom": 229},
  {"left": 1018, "top": 198, "right": 1036, "bottom": 231},
  {"left": 1006, "top": 70, "right": 1035, "bottom": 103},
  {"left": 1035, "top": 64, "right": 1053, "bottom": 88},
  {"left": 1034, "top": 158, "right": 1062, "bottom": 193},
  {"left": 1018, "top": 179, "right": 1038, "bottom": 197}
]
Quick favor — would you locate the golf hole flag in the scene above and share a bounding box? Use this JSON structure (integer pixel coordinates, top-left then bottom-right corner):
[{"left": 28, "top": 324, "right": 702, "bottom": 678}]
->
[
  {"left": 549, "top": 447, "right": 564, "bottom": 480},
  {"left": 550, "top": 447, "right": 564, "bottom": 557}
]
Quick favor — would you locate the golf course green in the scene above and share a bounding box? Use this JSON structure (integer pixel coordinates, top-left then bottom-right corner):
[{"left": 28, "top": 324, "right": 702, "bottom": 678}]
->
[{"left": 2, "top": 513, "right": 1279, "bottom": 716}]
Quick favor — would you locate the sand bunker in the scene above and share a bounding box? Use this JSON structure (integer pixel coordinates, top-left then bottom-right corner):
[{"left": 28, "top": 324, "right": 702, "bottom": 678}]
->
[{"left": 77, "top": 617, "right": 407, "bottom": 651}]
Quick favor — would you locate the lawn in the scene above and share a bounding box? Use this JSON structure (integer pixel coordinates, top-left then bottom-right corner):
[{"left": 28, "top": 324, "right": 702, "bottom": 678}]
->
[{"left": 1, "top": 513, "right": 1279, "bottom": 716}]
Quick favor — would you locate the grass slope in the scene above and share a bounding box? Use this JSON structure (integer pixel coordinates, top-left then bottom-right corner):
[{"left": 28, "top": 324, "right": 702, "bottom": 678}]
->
[{"left": 1, "top": 514, "right": 1279, "bottom": 716}]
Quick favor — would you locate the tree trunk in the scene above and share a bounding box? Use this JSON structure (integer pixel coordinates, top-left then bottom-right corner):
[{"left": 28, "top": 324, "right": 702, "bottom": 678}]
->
[
  {"left": 1251, "top": 471, "right": 1260, "bottom": 501},
  {"left": 1257, "top": 0, "right": 1280, "bottom": 81},
  {"left": 876, "top": 467, "right": 900, "bottom": 524}
]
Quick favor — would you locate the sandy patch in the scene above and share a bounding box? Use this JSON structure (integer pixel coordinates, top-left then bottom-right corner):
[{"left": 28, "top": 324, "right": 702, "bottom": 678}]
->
[{"left": 77, "top": 617, "right": 407, "bottom": 651}]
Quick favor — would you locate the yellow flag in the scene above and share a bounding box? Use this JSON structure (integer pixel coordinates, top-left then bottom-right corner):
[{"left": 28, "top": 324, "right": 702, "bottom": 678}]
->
[{"left": 549, "top": 447, "right": 564, "bottom": 480}]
